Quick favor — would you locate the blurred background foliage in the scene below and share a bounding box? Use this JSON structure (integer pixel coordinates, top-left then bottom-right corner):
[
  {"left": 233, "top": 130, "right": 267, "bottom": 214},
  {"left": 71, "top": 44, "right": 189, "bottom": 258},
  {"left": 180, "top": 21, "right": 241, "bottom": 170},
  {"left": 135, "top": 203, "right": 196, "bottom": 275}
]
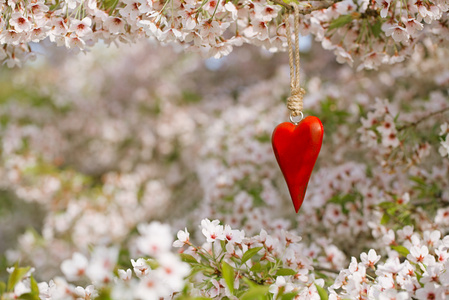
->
[{"left": 0, "top": 36, "right": 448, "bottom": 284}]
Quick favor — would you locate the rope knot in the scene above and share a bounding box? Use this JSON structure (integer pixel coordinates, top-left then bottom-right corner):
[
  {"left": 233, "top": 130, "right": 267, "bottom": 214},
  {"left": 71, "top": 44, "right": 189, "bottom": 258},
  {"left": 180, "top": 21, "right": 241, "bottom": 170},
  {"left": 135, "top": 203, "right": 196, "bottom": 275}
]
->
[{"left": 287, "top": 87, "right": 305, "bottom": 117}]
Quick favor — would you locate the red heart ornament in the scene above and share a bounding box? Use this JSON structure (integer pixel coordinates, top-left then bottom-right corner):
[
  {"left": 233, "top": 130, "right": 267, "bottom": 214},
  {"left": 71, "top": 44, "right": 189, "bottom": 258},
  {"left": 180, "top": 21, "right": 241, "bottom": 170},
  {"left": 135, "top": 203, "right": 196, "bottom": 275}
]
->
[{"left": 272, "top": 116, "right": 324, "bottom": 213}]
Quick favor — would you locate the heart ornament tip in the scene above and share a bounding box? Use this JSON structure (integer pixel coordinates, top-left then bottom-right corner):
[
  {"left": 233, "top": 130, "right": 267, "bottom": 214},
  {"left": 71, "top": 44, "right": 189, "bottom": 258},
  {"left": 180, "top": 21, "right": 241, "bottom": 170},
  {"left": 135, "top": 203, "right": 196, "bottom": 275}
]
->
[{"left": 272, "top": 116, "right": 324, "bottom": 213}]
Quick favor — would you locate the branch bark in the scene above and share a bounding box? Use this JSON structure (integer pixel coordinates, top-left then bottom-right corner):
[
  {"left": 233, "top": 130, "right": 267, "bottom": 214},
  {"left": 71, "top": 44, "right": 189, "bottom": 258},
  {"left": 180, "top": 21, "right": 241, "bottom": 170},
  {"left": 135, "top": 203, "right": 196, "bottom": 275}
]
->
[
  {"left": 397, "top": 106, "right": 449, "bottom": 131},
  {"left": 271, "top": 0, "right": 337, "bottom": 13}
]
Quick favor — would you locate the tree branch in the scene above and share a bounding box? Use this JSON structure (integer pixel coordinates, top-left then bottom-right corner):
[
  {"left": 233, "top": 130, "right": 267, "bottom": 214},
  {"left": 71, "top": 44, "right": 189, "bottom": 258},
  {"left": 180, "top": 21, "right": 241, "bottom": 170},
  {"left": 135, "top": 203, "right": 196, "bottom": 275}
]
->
[
  {"left": 397, "top": 106, "right": 449, "bottom": 131},
  {"left": 271, "top": 0, "right": 292, "bottom": 10},
  {"left": 271, "top": 0, "right": 337, "bottom": 13}
]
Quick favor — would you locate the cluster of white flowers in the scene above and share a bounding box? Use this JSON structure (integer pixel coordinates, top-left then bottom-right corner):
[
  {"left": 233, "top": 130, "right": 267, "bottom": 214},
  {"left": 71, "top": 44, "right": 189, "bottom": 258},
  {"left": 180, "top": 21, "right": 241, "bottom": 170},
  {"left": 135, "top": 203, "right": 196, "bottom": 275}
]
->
[
  {"left": 3, "top": 221, "right": 189, "bottom": 300},
  {"left": 1, "top": 0, "right": 449, "bottom": 67},
  {"left": 0, "top": 0, "right": 281, "bottom": 67},
  {"left": 173, "top": 218, "right": 335, "bottom": 299},
  {"left": 358, "top": 98, "right": 401, "bottom": 150},
  {"left": 331, "top": 227, "right": 449, "bottom": 299},
  {"left": 8, "top": 218, "right": 449, "bottom": 299}
]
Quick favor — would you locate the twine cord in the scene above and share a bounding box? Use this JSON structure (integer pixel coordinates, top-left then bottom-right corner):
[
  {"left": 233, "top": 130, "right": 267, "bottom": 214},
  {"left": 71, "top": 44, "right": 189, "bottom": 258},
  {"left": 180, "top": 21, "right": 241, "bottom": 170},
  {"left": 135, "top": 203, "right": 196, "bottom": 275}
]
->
[{"left": 284, "top": 3, "right": 305, "bottom": 117}]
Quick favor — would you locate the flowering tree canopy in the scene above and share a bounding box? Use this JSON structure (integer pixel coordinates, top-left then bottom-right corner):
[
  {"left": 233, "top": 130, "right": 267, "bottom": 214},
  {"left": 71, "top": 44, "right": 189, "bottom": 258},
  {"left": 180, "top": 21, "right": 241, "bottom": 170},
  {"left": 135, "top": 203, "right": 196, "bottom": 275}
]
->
[
  {"left": 1, "top": 0, "right": 449, "bottom": 67},
  {"left": 0, "top": 38, "right": 448, "bottom": 298}
]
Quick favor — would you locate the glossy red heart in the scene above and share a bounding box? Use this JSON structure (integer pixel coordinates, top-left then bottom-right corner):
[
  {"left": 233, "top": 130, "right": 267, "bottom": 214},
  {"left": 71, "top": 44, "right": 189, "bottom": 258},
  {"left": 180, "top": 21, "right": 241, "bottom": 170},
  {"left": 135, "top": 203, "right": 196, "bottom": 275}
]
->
[{"left": 272, "top": 116, "right": 324, "bottom": 213}]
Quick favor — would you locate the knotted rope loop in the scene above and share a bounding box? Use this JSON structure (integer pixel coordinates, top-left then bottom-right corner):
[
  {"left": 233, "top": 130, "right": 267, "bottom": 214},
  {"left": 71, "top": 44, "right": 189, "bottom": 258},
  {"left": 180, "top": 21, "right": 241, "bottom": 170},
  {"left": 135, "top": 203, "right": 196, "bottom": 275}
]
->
[
  {"left": 287, "top": 86, "right": 305, "bottom": 117},
  {"left": 284, "top": 3, "right": 305, "bottom": 119}
]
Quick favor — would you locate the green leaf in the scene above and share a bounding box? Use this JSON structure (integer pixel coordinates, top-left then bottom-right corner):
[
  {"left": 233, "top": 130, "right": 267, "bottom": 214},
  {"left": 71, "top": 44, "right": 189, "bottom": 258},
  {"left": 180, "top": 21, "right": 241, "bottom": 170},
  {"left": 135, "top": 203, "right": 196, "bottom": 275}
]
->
[
  {"left": 315, "top": 284, "right": 329, "bottom": 300},
  {"left": 29, "top": 276, "right": 39, "bottom": 295},
  {"left": 181, "top": 253, "right": 199, "bottom": 264},
  {"left": 242, "top": 277, "right": 259, "bottom": 289},
  {"left": 0, "top": 281, "right": 6, "bottom": 296},
  {"left": 328, "top": 15, "right": 353, "bottom": 30},
  {"left": 275, "top": 0, "right": 293, "bottom": 5},
  {"left": 96, "top": 288, "right": 112, "bottom": 300},
  {"left": 380, "top": 213, "right": 390, "bottom": 225},
  {"left": 18, "top": 293, "right": 40, "bottom": 300},
  {"left": 393, "top": 112, "right": 400, "bottom": 123},
  {"left": 386, "top": 206, "right": 398, "bottom": 215},
  {"left": 370, "top": 19, "right": 382, "bottom": 38},
  {"left": 391, "top": 245, "right": 410, "bottom": 257},
  {"left": 49, "top": 0, "right": 60, "bottom": 10},
  {"left": 241, "top": 247, "right": 263, "bottom": 265},
  {"left": 250, "top": 262, "right": 262, "bottom": 273},
  {"left": 7, "top": 266, "right": 30, "bottom": 292},
  {"left": 221, "top": 261, "right": 235, "bottom": 295},
  {"left": 410, "top": 176, "right": 426, "bottom": 186},
  {"left": 240, "top": 285, "right": 270, "bottom": 300},
  {"left": 378, "top": 201, "right": 395, "bottom": 209},
  {"left": 221, "top": 240, "right": 227, "bottom": 252},
  {"left": 146, "top": 259, "right": 159, "bottom": 269},
  {"left": 328, "top": 193, "right": 359, "bottom": 213},
  {"left": 17, "top": 276, "right": 40, "bottom": 300},
  {"left": 190, "top": 265, "right": 215, "bottom": 277},
  {"left": 275, "top": 268, "right": 297, "bottom": 276},
  {"left": 282, "top": 292, "right": 299, "bottom": 300},
  {"left": 197, "top": 252, "right": 211, "bottom": 264}
]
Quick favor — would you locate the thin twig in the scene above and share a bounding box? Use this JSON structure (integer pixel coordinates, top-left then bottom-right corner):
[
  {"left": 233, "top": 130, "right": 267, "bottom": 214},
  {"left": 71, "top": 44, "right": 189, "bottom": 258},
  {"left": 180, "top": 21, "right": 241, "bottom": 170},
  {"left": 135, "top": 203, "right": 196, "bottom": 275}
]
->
[
  {"left": 398, "top": 106, "right": 449, "bottom": 131},
  {"left": 412, "top": 198, "right": 445, "bottom": 207}
]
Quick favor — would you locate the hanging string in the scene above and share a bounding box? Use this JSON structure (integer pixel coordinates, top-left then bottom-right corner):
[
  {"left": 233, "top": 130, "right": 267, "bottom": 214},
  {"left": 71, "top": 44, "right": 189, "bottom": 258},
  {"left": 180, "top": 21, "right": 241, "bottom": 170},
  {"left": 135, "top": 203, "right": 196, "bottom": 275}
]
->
[{"left": 284, "top": 3, "right": 305, "bottom": 118}]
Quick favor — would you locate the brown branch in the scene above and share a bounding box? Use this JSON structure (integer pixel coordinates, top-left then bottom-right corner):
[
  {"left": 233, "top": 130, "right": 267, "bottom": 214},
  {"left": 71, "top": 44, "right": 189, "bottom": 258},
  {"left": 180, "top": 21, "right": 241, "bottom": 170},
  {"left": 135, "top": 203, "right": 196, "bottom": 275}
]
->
[
  {"left": 271, "top": 0, "right": 292, "bottom": 10},
  {"left": 397, "top": 106, "right": 449, "bottom": 131},
  {"left": 271, "top": 0, "right": 337, "bottom": 13}
]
